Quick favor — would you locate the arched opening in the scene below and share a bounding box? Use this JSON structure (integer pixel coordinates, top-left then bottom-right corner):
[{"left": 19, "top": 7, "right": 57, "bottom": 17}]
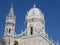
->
[
  {"left": 30, "top": 26, "right": 33, "bottom": 35},
  {"left": 14, "top": 41, "right": 18, "bottom": 45},
  {"left": 9, "top": 28, "right": 11, "bottom": 34}
]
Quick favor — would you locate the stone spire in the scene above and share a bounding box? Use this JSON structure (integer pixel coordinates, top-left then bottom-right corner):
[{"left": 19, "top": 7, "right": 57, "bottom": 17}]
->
[{"left": 8, "top": 4, "right": 14, "bottom": 17}]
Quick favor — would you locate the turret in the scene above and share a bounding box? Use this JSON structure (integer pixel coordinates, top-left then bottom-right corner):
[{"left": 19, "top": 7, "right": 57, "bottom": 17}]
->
[
  {"left": 25, "top": 4, "right": 46, "bottom": 36},
  {"left": 4, "top": 4, "right": 16, "bottom": 45}
]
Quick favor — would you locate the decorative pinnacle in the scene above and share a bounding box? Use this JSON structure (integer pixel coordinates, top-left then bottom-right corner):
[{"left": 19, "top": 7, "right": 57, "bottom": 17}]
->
[
  {"left": 8, "top": 3, "right": 14, "bottom": 17},
  {"left": 11, "top": 4, "right": 13, "bottom": 7}
]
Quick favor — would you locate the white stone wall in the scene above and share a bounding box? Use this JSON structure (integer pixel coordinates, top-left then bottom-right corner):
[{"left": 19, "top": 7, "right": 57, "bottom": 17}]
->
[
  {"left": 4, "top": 4, "right": 55, "bottom": 45},
  {"left": 15, "top": 34, "right": 50, "bottom": 45}
]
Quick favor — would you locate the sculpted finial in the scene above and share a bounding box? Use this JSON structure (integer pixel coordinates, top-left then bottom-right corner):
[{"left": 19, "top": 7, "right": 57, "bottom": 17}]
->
[
  {"left": 11, "top": 4, "right": 13, "bottom": 7},
  {"left": 33, "top": 4, "right": 36, "bottom": 8}
]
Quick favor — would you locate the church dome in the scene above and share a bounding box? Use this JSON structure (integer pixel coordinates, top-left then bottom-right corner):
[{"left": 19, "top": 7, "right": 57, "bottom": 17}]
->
[{"left": 27, "top": 5, "right": 42, "bottom": 17}]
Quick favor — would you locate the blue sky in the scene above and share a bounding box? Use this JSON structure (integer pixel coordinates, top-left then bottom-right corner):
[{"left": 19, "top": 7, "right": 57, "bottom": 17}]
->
[{"left": 0, "top": 0, "right": 60, "bottom": 44}]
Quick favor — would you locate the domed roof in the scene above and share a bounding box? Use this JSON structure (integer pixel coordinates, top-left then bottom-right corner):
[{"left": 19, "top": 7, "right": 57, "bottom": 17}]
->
[{"left": 27, "top": 5, "right": 42, "bottom": 16}]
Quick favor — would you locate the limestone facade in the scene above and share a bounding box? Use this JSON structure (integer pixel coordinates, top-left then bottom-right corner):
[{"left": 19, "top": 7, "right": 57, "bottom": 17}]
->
[{"left": 3, "top": 4, "right": 58, "bottom": 45}]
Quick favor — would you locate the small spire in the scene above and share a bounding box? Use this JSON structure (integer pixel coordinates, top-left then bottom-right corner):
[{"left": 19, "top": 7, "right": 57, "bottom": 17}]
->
[
  {"left": 11, "top": 4, "right": 13, "bottom": 7},
  {"left": 56, "top": 41, "right": 59, "bottom": 45},
  {"left": 34, "top": 0, "right": 36, "bottom": 8},
  {"left": 33, "top": 4, "right": 36, "bottom": 8},
  {"left": 8, "top": 4, "right": 14, "bottom": 17},
  {"left": 21, "top": 29, "right": 23, "bottom": 33}
]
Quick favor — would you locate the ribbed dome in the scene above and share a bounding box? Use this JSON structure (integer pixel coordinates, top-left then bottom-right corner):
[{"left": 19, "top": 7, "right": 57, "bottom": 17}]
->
[{"left": 27, "top": 5, "right": 42, "bottom": 16}]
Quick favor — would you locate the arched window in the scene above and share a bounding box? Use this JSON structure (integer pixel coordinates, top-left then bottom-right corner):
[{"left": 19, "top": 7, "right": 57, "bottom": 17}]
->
[
  {"left": 9, "top": 28, "right": 11, "bottom": 34},
  {"left": 14, "top": 41, "right": 18, "bottom": 45},
  {"left": 30, "top": 26, "right": 33, "bottom": 35}
]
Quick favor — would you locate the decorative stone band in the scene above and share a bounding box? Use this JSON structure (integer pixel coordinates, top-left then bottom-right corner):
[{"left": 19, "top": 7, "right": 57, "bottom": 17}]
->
[
  {"left": 5, "top": 22, "right": 15, "bottom": 27},
  {"left": 26, "top": 18, "right": 44, "bottom": 24},
  {"left": 4, "top": 35, "right": 14, "bottom": 38}
]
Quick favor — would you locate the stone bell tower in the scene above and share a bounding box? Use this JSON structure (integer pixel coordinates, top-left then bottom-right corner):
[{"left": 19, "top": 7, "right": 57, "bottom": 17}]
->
[
  {"left": 4, "top": 4, "right": 16, "bottom": 45},
  {"left": 25, "top": 5, "right": 46, "bottom": 36}
]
